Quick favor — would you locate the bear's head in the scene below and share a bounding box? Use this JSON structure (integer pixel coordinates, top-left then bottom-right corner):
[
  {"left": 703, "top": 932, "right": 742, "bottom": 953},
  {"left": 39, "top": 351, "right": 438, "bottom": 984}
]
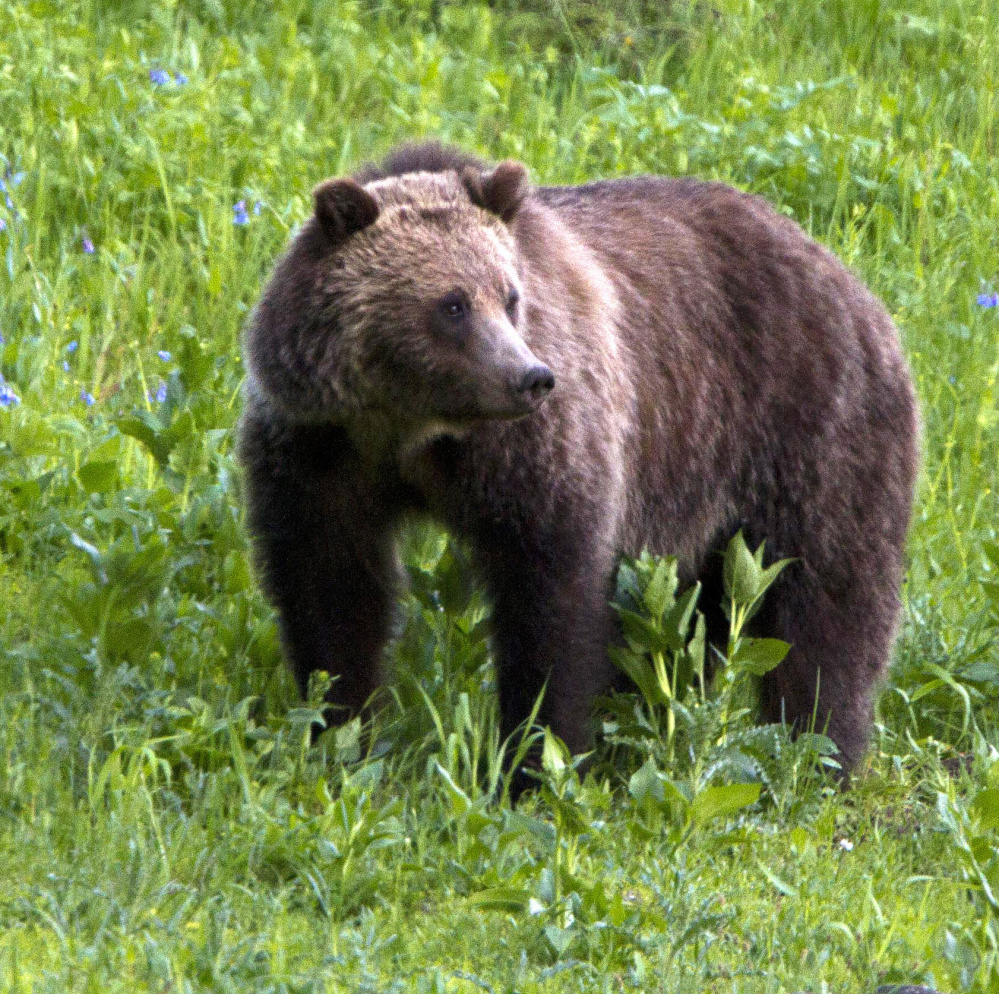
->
[{"left": 244, "top": 159, "right": 554, "bottom": 431}]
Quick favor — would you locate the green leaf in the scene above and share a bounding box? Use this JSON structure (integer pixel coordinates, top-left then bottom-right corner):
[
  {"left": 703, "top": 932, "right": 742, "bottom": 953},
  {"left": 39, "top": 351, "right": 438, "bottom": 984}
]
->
[
  {"left": 723, "top": 531, "right": 761, "bottom": 604},
  {"left": 543, "top": 923, "right": 574, "bottom": 956},
  {"left": 544, "top": 790, "right": 590, "bottom": 838},
  {"left": 757, "top": 557, "right": 795, "bottom": 597},
  {"left": 467, "top": 887, "right": 531, "bottom": 913},
  {"left": 504, "top": 811, "right": 556, "bottom": 847},
  {"left": 616, "top": 607, "right": 671, "bottom": 655},
  {"left": 629, "top": 758, "right": 664, "bottom": 807},
  {"left": 435, "top": 761, "right": 471, "bottom": 816},
  {"left": 689, "top": 782, "right": 761, "bottom": 827},
  {"left": 628, "top": 759, "right": 688, "bottom": 819},
  {"left": 344, "top": 758, "right": 384, "bottom": 792},
  {"left": 541, "top": 728, "right": 570, "bottom": 774},
  {"left": 733, "top": 637, "right": 792, "bottom": 676},
  {"left": 757, "top": 860, "right": 799, "bottom": 897},
  {"left": 661, "top": 582, "right": 701, "bottom": 651},
  {"left": 794, "top": 732, "right": 838, "bottom": 756},
  {"left": 609, "top": 645, "right": 667, "bottom": 707},
  {"left": 117, "top": 412, "right": 172, "bottom": 466},
  {"left": 972, "top": 788, "right": 999, "bottom": 831},
  {"left": 687, "top": 611, "right": 707, "bottom": 676},
  {"left": 643, "top": 556, "right": 678, "bottom": 619},
  {"left": 77, "top": 459, "right": 119, "bottom": 493},
  {"left": 615, "top": 560, "right": 640, "bottom": 606}
]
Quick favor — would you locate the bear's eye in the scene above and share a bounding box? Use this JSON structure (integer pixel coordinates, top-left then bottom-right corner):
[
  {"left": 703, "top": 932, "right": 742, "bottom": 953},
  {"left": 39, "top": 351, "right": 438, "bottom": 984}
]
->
[
  {"left": 439, "top": 292, "right": 469, "bottom": 321},
  {"left": 505, "top": 288, "right": 520, "bottom": 321}
]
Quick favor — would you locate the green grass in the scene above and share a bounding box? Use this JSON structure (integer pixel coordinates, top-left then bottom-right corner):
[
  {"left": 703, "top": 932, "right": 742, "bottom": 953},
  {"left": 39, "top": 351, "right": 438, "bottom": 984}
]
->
[{"left": 2, "top": 0, "right": 999, "bottom": 990}]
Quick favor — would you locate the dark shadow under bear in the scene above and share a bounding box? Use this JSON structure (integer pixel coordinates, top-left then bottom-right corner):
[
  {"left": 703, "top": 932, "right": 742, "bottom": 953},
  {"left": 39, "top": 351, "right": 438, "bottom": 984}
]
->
[{"left": 238, "top": 143, "right": 919, "bottom": 789}]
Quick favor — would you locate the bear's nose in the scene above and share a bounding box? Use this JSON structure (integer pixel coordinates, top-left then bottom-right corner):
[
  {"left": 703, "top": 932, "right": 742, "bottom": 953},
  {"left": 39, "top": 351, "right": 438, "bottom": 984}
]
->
[{"left": 518, "top": 364, "right": 555, "bottom": 401}]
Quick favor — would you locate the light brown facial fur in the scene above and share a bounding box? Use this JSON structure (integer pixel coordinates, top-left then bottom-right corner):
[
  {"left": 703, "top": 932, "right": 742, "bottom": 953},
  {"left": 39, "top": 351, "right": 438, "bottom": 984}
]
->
[
  {"left": 332, "top": 174, "right": 551, "bottom": 424},
  {"left": 245, "top": 169, "right": 552, "bottom": 434}
]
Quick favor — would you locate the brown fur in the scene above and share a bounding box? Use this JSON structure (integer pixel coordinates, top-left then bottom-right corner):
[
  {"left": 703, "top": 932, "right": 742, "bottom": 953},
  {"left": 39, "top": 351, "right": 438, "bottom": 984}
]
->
[{"left": 238, "top": 142, "right": 919, "bottom": 791}]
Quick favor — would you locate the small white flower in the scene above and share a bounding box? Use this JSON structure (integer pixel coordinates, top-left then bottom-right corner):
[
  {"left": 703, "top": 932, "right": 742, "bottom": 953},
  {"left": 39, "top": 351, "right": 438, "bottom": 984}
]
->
[
  {"left": 528, "top": 898, "right": 544, "bottom": 916},
  {"left": 838, "top": 838, "right": 854, "bottom": 851}
]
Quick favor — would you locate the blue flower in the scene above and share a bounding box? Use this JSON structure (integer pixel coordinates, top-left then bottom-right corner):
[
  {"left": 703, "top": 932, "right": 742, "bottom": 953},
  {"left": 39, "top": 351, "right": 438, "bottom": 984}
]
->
[
  {"left": 62, "top": 360, "right": 70, "bottom": 372},
  {"left": 0, "top": 219, "right": 6, "bottom": 232},
  {"left": 0, "top": 376, "right": 20, "bottom": 407},
  {"left": 157, "top": 349, "right": 172, "bottom": 362},
  {"left": 176, "top": 72, "right": 188, "bottom": 85},
  {"left": 156, "top": 380, "right": 168, "bottom": 403},
  {"left": 4, "top": 195, "right": 13, "bottom": 212},
  {"left": 66, "top": 340, "right": 78, "bottom": 353},
  {"left": 82, "top": 236, "right": 95, "bottom": 255},
  {"left": 253, "top": 200, "right": 263, "bottom": 215},
  {"left": 149, "top": 68, "right": 172, "bottom": 86},
  {"left": 233, "top": 200, "right": 250, "bottom": 226},
  {"left": 978, "top": 292, "right": 999, "bottom": 308},
  {"left": 80, "top": 390, "right": 96, "bottom": 406}
]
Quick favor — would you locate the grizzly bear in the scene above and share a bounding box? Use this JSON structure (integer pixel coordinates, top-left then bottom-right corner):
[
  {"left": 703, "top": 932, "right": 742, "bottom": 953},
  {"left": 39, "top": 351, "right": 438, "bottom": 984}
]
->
[{"left": 238, "top": 142, "right": 919, "bottom": 789}]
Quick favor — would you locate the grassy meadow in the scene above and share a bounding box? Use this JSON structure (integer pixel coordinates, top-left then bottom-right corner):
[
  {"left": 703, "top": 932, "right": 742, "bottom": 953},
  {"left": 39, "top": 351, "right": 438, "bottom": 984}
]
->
[{"left": 2, "top": 0, "right": 999, "bottom": 990}]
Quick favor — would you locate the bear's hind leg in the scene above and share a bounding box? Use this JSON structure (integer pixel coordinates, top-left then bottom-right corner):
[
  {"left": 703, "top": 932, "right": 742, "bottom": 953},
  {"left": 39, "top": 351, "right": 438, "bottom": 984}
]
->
[{"left": 755, "top": 561, "right": 900, "bottom": 771}]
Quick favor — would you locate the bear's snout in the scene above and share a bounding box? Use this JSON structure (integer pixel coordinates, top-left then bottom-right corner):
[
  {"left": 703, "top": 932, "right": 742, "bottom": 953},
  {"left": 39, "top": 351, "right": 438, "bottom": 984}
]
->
[
  {"left": 516, "top": 364, "right": 555, "bottom": 404},
  {"left": 474, "top": 319, "right": 555, "bottom": 418}
]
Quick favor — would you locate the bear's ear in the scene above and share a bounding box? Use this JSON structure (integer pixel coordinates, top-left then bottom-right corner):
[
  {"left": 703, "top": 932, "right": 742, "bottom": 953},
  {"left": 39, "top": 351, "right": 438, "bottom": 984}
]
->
[
  {"left": 312, "top": 179, "right": 380, "bottom": 241},
  {"left": 463, "top": 160, "right": 530, "bottom": 224}
]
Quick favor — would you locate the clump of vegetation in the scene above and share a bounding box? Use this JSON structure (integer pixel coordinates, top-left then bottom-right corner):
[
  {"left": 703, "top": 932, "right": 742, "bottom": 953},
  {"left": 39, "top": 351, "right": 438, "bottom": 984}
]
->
[{"left": 1, "top": 0, "right": 998, "bottom": 990}]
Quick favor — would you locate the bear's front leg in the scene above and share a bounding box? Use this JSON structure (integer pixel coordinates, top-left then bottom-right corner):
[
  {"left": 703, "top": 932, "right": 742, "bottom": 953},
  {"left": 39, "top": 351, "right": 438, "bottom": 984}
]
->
[
  {"left": 240, "top": 412, "right": 405, "bottom": 722},
  {"left": 478, "top": 521, "right": 619, "bottom": 791}
]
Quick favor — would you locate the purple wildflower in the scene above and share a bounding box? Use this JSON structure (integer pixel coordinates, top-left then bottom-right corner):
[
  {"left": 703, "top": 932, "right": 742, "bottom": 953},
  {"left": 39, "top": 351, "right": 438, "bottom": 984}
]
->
[
  {"left": 155, "top": 380, "right": 168, "bottom": 403},
  {"left": 4, "top": 195, "right": 13, "bottom": 212},
  {"left": 149, "top": 68, "right": 172, "bottom": 86},
  {"left": 0, "top": 219, "right": 6, "bottom": 232},
  {"left": 978, "top": 292, "right": 999, "bottom": 308},
  {"left": 62, "top": 360, "right": 70, "bottom": 372},
  {"left": 80, "top": 390, "right": 96, "bottom": 406},
  {"left": 66, "top": 341, "right": 78, "bottom": 353},
  {"left": 0, "top": 376, "right": 21, "bottom": 407},
  {"left": 175, "top": 72, "right": 188, "bottom": 85},
  {"left": 0, "top": 377, "right": 20, "bottom": 407},
  {"left": 82, "top": 236, "right": 95, "bottom": 255},
  {"left": 0, "top": 333, "right": 5, "bottom": 344},
  {"left": 233, "top": 200, "right": 250, "bottom": 226},
  {"left": 253, "top": 200, "right": 263, "bottom": 215},
  {"left": 157, "top": 349, "right": 172, "bottom": 362}
]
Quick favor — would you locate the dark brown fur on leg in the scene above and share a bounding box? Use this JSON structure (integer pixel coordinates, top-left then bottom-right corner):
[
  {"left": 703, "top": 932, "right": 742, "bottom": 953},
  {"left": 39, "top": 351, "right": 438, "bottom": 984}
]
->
[
  {"left": 755, "top": 557, "right": 902, "bottom": 773},
  {"left": 478, "top": 520, "right": 619, "bottom": 798},
  {"left": 239, "top": 400, "right": 406, "bottom": 724}
]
